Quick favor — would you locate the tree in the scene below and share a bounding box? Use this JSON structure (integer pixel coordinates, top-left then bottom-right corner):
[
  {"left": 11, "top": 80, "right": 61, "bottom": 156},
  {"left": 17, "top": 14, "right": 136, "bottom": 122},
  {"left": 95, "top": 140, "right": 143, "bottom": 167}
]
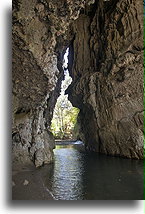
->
[{"left": 51, "top": 70, "right": 79, "bottom": 140}]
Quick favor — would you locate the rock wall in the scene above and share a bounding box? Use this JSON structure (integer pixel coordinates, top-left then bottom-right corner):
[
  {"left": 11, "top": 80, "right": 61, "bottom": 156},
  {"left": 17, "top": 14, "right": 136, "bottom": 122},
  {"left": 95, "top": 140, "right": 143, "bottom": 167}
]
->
[
  {"left": 12, "top": 0, "right": 92, "bottom": 167},
  {"left": 12, "top": 0, "right": 144, "bottom": 168},
  {"left": 67, "top": 0, "right": 144, "bottom": 159}
]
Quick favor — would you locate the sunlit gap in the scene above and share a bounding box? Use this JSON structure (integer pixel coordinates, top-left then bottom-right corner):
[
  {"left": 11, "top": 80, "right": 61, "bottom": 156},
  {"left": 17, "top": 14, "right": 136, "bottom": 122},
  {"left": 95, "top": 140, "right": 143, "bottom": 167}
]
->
[{"left": 51, "top": 48, "right": 80, "bottom": 141}]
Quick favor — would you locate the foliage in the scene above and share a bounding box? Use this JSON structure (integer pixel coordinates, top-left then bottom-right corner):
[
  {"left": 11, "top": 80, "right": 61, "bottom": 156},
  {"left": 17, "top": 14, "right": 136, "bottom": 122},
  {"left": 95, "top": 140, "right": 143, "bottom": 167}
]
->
[
  {"left": 51, "top": 69, "right": 79, "bottom": 140},
  {"left": 51, "top": 95, "right": 79, "bottom": 139}
]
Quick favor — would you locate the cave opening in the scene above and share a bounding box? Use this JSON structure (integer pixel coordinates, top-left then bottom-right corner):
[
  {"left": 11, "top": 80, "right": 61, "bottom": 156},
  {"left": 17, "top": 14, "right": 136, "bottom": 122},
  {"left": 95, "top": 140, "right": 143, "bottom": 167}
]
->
[
  {"left": 12, "top": 0, "right": 144, "bottom": 201},
  {"left": 51, "top": 48, "right": 80, "bottom": 141}
]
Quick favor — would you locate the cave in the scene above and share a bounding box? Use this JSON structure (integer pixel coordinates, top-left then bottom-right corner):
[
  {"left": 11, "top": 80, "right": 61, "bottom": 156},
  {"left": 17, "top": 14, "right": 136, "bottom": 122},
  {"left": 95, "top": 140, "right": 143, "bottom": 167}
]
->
[
  {"left": 51, "top": 48, "right": 80, "bottom": 141},
  {"left": 12, "top": 0, "right": 143, "bottom": 170}
]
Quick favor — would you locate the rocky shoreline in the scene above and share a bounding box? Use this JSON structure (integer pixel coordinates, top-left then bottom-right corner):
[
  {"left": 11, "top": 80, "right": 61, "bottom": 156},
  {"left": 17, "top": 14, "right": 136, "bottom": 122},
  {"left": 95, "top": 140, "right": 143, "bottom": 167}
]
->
[{"left": 12, "top": 164, "right": 55, "bottom": 200}]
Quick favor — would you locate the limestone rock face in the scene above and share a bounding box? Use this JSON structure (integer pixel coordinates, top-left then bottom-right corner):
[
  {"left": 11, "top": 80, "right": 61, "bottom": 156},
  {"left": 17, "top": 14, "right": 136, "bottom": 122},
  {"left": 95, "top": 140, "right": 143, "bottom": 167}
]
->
[
  {"left": 12, "top": 0, "right": 89, "bottom": 167},
  {"left": 12, "top": 0, "right": 143, "bottom": 168},
  {"left": 67, "top": 0, "right": 144, "bottom": 159}
]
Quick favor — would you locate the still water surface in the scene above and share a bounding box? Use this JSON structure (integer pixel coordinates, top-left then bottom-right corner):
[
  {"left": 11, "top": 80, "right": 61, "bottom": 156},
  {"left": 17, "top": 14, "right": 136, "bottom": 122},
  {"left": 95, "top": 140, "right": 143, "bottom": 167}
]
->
[{"left": 43, "top": 141, "right": 143, "bottom": 200}]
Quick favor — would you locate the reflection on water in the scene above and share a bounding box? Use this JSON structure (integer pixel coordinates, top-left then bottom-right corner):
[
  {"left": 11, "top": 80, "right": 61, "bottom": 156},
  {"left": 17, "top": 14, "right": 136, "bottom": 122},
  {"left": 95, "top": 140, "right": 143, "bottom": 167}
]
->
[
  {"left": 52, "top": 146, "right": 84, "bottom": 200},
  {"left": 43, "top": 141, "right": 143, "bottom": 200}
]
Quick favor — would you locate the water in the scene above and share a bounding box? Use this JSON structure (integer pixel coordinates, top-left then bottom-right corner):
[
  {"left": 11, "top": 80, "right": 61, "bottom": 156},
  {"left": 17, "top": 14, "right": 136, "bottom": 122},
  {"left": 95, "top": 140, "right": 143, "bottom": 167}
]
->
[{"left": 42, "top": 141, "right": 143, "bottom": 200}]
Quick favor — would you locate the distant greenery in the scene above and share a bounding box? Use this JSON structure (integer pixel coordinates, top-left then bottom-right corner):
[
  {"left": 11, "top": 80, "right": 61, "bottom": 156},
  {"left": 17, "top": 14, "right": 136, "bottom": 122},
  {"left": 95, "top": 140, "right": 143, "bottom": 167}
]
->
[
  {"left": 51, "top": 95, "right": 79, "bottom": 140},
  {"left": 51, "top": 70, "right": 79, "bottom": 140}
]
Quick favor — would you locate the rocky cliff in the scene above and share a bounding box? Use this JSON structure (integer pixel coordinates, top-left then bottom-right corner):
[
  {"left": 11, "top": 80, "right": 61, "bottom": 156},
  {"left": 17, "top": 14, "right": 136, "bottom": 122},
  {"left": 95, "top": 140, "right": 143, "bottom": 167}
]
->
[
  {"left": 67, "top": 0, "right": 144, "bottom": 159},
  {"left": 12, "top": 0, "right": 90, "bottom": 167},
  {"left": 12, "top": 0, "right": 144, "bottom": 168}
]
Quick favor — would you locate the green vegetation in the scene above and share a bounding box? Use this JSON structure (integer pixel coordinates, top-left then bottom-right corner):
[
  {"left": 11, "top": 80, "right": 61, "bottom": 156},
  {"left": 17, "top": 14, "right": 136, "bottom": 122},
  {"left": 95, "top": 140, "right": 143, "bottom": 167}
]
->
[
  {"left": 51, "top": 94, "right": 79, "bottom": 140},
  {"left": 51, "top": 70, "right": 79, "bottom": 140}
]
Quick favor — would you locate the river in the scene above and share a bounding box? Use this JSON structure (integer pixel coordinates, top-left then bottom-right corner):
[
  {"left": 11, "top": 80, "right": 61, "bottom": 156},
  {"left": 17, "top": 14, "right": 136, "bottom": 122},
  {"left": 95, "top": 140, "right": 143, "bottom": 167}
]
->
[{"left": 42, "top": 141, "right": 143, "bottom": 200}]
